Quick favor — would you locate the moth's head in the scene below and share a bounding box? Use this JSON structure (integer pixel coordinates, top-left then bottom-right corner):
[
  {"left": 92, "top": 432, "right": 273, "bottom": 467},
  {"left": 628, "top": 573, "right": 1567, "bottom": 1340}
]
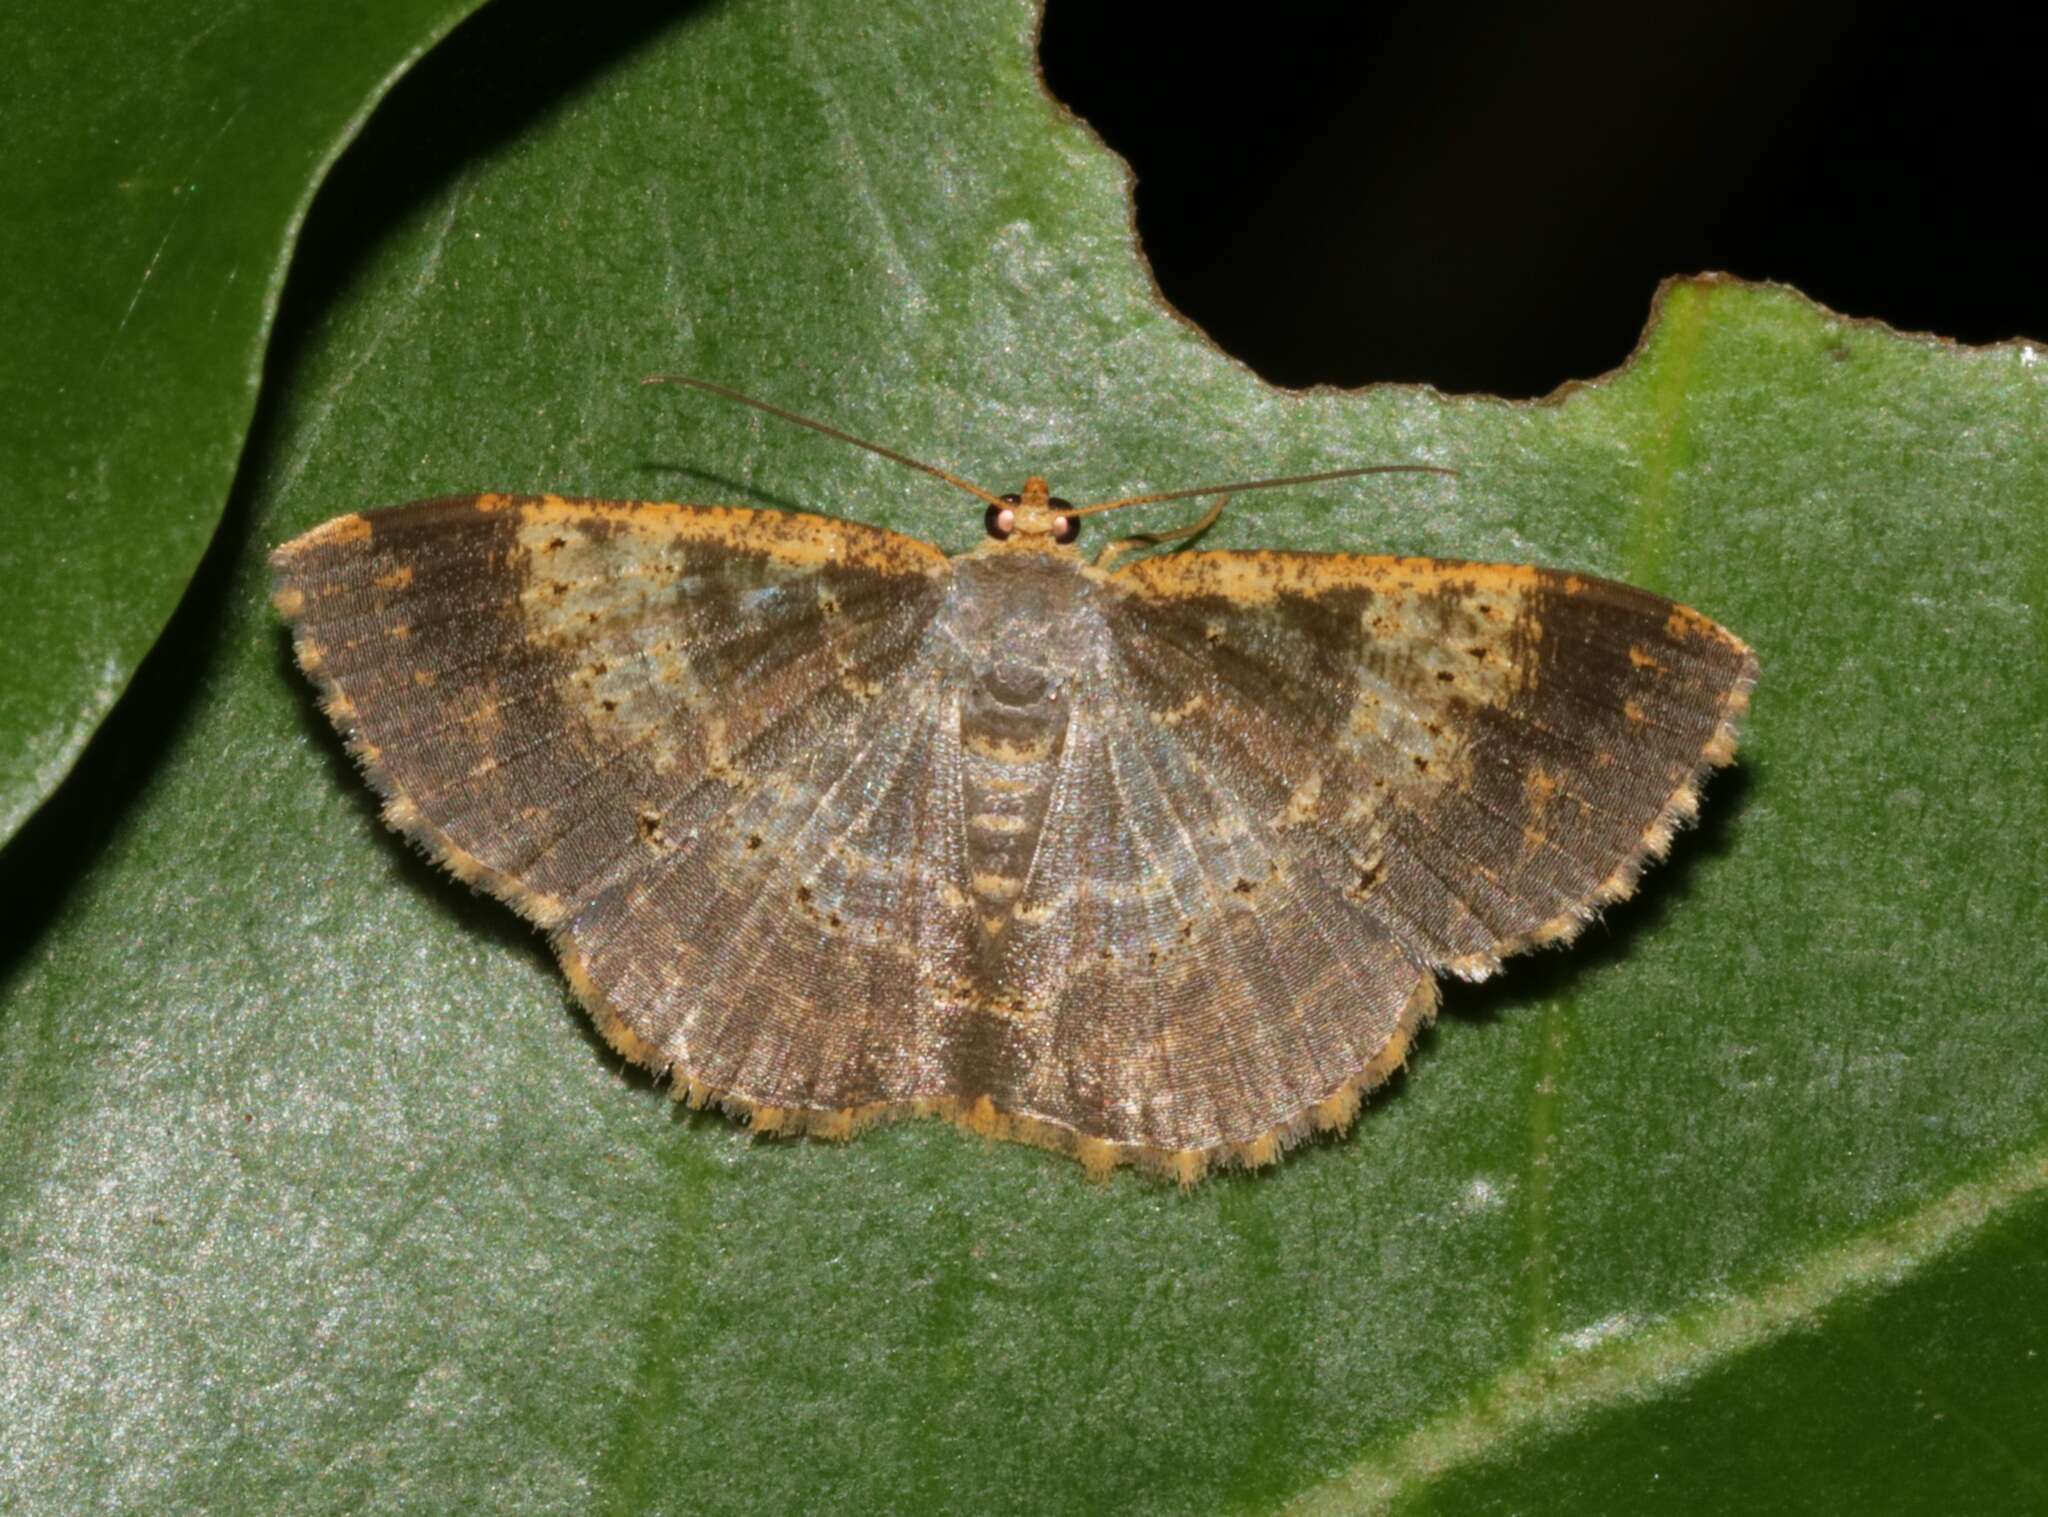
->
[{"left": 984, "top": 475, "right": 1082, "bottom": 548}]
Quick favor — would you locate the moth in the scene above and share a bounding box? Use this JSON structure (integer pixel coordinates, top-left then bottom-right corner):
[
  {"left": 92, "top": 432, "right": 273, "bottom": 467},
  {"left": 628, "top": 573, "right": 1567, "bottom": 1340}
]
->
[{"left": 272, "top": 378, "right": 1756, "bottom": 1182}]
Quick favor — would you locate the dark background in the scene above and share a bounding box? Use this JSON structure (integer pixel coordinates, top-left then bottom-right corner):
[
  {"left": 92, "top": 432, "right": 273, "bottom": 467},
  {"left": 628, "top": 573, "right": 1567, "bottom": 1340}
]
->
[{"left": 1039, "top": 3, "right": 2043, "bottom": 397}]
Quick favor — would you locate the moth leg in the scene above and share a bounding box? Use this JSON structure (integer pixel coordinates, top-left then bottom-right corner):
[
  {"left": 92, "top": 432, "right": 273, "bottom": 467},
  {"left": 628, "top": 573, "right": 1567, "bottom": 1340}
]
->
[{"left": 1094, "top": 494, "right": 1228, "bottom": 571}]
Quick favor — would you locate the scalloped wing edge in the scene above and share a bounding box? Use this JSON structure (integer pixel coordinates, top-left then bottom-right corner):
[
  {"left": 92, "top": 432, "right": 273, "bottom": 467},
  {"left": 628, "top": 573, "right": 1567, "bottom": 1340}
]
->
[
  {"left": 1443, "top": 632, "right": 1759, "bottom": 979},
  {"left": 561, "top": 936, "right": 1442, "bottom": 1188}
]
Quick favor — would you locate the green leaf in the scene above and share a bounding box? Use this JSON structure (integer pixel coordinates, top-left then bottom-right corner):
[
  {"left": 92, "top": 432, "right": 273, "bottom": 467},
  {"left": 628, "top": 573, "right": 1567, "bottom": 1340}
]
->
[
  {"left": 4, "top": 1, "right": 2044, "bottom": 1512},
  {"left": 0, "top": 0, "right": 488, "bottom": 843}
]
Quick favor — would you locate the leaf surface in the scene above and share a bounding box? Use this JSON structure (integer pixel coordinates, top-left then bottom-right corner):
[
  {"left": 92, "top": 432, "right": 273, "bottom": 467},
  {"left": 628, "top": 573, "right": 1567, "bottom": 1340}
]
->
[{"left": 0, "top": 0, "right": 487, "bottom": 841}]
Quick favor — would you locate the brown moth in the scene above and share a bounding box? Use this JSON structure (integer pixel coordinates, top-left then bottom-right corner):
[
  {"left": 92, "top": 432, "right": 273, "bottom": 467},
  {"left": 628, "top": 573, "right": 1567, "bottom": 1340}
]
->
[{"left": 271, "top": 379, "right": 1756, "bottom": 1183}]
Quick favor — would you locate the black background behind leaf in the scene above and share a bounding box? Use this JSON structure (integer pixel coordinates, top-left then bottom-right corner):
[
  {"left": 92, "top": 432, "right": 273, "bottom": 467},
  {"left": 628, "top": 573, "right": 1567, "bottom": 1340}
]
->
[{"left": 1042, "top": 2, "right": 2045, "bottom": 394}]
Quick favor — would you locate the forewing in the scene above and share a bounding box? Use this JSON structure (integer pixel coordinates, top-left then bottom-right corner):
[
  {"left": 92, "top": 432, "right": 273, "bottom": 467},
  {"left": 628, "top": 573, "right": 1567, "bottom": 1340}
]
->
[
  {"left": 1103, "top": 550, "right": 1757, "bottom": 977},
  {"left": 270, "top": 494, "right": 952, "bottom": 934}
]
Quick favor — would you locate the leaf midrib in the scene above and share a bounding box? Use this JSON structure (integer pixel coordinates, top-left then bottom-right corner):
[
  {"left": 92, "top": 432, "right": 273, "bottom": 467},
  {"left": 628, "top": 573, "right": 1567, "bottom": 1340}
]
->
[{"left": 1279, "top": 1135, "right": 2048, "bottom": 1515}]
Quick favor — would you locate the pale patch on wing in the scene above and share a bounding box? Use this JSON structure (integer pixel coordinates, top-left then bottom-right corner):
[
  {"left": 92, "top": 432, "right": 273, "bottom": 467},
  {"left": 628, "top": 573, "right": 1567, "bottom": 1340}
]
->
[
  {"left": 517, "top": 514, "right": 775, "bottom": 776},
  {"left": 510, "top": 502, "right": 949, "bottom": 789}
]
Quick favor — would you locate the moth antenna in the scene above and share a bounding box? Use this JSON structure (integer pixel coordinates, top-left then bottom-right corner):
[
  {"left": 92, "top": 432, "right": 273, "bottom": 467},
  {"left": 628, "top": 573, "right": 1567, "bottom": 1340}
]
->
[
  {"left": 1070, "top": 463, "right": 1458, "bottom": 519},
  {"left": 642, "top": 374, "right": 1010, "bottom": 509}
]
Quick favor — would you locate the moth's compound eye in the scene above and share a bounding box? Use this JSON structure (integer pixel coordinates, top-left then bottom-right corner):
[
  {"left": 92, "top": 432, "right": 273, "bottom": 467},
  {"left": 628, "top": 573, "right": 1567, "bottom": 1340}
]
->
[
  {"left": 985, "top": 503, "right": 1016, "bottom": 539},
  {"left": 1050, "top": 499, "right": 1081, "bottom": 545}
]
